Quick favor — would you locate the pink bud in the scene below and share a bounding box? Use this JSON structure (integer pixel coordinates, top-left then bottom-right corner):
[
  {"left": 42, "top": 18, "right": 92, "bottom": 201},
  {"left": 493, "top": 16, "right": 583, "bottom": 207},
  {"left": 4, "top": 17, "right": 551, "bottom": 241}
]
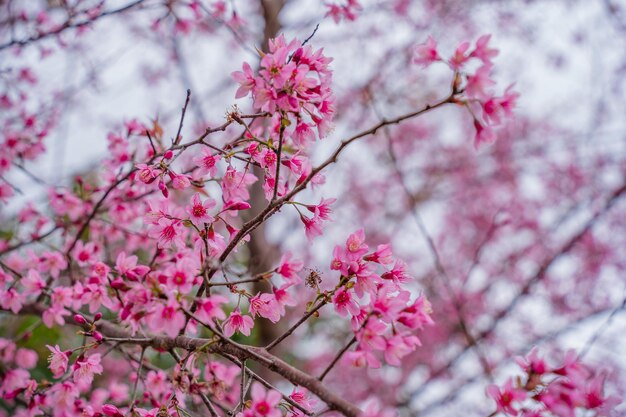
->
[
  {"left": 73, "top": 314, "right": 87, "bottom": 325},
  {"left": 110, "top": 278, "right": 129, "bottom": 290},
  {"left": 223, "top": 201, "right": 251, "bottom": 211},
  {"left": 102, "top": 404, "right": 123, "bottom": 417},
  {"left": 158, "top": 180, "right": 169, "bottom": 198},
  {"left": 163, "top": 150, "right": 174, "bottom": 159},
  {"left": 92, "top": 331, "right": 103, "bottom": 341},
  {"left": 93, "top": 312, "right": 102, "bottom": 321}
]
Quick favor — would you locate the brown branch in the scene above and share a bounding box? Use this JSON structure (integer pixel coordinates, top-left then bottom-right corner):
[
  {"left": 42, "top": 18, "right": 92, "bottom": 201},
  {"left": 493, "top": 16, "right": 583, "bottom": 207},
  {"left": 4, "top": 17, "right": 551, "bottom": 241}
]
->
[
  {"left": 12, "top": 303, "right": 361, "bottom": 417},
  {"left": 318, "top": 335, "right": 356, "bottom": 382},
  {"left": 0, "top": 0, "right": 147, "bottom": 51},
  {"left": 173, "top": 89, "right": 191, "bottom": 145}
]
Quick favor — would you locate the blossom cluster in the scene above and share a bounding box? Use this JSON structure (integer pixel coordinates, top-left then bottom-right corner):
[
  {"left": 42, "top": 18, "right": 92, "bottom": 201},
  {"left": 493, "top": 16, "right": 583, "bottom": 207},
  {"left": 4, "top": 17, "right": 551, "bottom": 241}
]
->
[
  {"left": 487, "top": 348, "right": 619, "bottom": 417},
  {"left": 329, "top": 230, "right": 433, "bottom": 368},
  {"left": 0, "top": 16, "right": 528, "bottom": 417},
  {"left": 232, "top": 34, "right": 335, "bottom": 145},
  {"left": 414, "top": 34, "right": 519, "bottom": 147}
]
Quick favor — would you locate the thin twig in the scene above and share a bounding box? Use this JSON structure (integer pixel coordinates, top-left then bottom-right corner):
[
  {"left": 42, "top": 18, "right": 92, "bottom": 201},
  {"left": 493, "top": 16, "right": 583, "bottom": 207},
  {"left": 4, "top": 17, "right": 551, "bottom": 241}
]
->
[
  {"left": 318, "top": 335, "right": 356, "bottom": 381},
  {"left": 174, "top": 89, "right": 191, "bottom": 145}
]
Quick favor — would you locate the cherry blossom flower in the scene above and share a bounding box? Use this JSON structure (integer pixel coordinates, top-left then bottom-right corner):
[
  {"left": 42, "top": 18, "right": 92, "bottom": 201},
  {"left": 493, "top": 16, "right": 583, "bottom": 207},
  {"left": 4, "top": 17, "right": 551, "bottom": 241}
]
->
[
  {"left": 73, "top": 354, "right": 103, "bottom": 387},
  {"left": 249, "top": 293, "right": 281, "bottom": 323},
  {"left": 46, "top": 345, "right": 69, "bottom": 378},
  {"left": 148, "top": 299, "right": 186, "bottom": 338},
  {"left": 276, "top": 252, "right": 304, "bottom": 282},
  {"left": 486, "top": 379, "right": 527, "bottom": 416},
  {"left": 193, "top": 148, "right": 221, "bottom": 177},
  {"left": 185, "top": 192, "right": 216, "bottom": 227},
  {"left": 249, "top": 382, "right": 282, "bottom": 417},
  {"left": 223, "top": 309, "right": 254, "bottom": 337},
  {"left": 414, "top": 36, "right": 441, "bottom": 67},
  {"left": 332, "top": 287, "right": 360, "bottom": 317}
]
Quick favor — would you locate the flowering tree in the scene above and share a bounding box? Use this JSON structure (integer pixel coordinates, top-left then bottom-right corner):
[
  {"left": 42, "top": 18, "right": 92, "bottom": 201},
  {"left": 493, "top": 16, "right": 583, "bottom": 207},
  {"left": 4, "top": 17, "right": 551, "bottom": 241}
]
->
[{"left": 0, "top": 1, "right": 624, "bottom": 417}]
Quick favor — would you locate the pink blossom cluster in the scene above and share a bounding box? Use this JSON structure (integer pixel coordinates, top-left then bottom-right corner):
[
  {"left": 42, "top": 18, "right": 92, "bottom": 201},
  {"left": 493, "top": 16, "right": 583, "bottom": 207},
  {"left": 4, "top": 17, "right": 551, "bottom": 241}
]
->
[
  {"left": 414, "top": 34, "right": 519, "bottom": 147},
  {"left": 325, "top": 0, "right": 363, "bottom": 23},
  {"left": 233, "top": 34, "right": 335, "bottom": 145},
  {"left": 329, "top": 230, "right": 433, "bottom": 368},
  {"left": 487, "top": 348, "right": 619, "bottom": 417},
  {"left": 0, "top": 19, "right": 528, "bottom": 417},
  {"left": 0, "top": 66, "right": 54, "bottom": 202}
]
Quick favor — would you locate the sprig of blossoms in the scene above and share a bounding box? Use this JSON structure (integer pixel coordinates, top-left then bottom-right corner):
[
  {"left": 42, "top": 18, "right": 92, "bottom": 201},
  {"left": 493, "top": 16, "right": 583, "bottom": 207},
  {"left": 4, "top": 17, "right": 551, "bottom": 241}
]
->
[
  {"left": 414, "top": 34, "right": 519, "bottom": 147},
  {"left": 232, "top": 34, "right": 336, "bottom": 145},
  {"left": 487, "top": 348, "right": 620, "bottom": 417},
  {"left": 325, "top": 230, "right": 433, "bottom": 369}
]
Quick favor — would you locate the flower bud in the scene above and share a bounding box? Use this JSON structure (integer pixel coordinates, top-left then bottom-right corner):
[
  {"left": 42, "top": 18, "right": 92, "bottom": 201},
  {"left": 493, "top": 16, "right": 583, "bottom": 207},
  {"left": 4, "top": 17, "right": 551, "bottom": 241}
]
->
[{"left": 102, "top": 404, "right": 123, "bottom": 417}]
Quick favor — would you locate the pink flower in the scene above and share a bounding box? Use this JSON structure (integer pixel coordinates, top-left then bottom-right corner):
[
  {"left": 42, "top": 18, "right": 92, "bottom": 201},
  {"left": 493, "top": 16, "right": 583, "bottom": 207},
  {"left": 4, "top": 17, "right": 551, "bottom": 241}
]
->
[
  {"left": 465, "top": 64, "right": 495, "bottom": 99},
  {"left": 232, "top": 62, "right": 257, "bottom": 99},
  {"left": 383, "top": 334, "right": 420, "bottom": 366},
  {"left": 397, "top": 295, "right": 434, "bottom": 330},
  {"left": 249, "top": 293, "right": 281, "bottom": 323},
  {"left": 299, "top": 214, "right": 323, "bottom": 240},
  {"left": 46, "top": 345, "right": 69, "bottom": 378},
  {"left": 21, "top": 269, "right": 46, "bottom": 298},
  {"left": 135, "top": 163, "right": 159, "bottom": 184},
  {"left": 515, "top": 347, "right": 549, "bottom": 376},
  {"left": 486, "top": 379, "right": 527, "bottom": 416},
  {"left": 289, "top": 387, "right": 315, "bottom": 416},
  {"left": 1, "top": 288, "right": 24, "bottom": 313},
  {"left": 125, "top": 119, "right": 145, "bottom": 135},
  {"left": 150, "top": 218, "right": 185, "bottom": 248},
  {"left": 196, "top": 295, "right": 228, "bottom": 322},
  {"left": 473, "top": 119, "right": 496, "bottom": 148},
  {"left": 414, "top": 36, "right": 440, "bottom": 67},
  {"left": 0, "top": 369, "right": 30, "bottom": 398},
  {"left": 148, "top": 300, "right": 187, "bottom": 338},
  {"left": 169, "top": 171, "right": 191, "bottom": 190},
  {"left": 357, "top": 319, "right": 387, "bottom": 351},
  {"left": 332, "top": 287, "right": 360, "bottom": 317},
  {"left": 185, "top": 192, "right": 216, "bottom": 227},
  {"left": 115, "top": 252, "right": 149, "bottom": 281},
  {"left": 102, "top": 404, "right": 124, "bottom": 417},
  {"left": 276, "top": 252, "right": 303, "bottom": 282},
  {"left": 325, "top": 0, "right": 362, "bottom": 23},
  {"left": 73, "top": 353, "right": 103, "bottom": 387},
  {"left": 345, "top": 229, "right": 368, "bottom": 258},
  {"left": 470, "top": 34, "right": 499, "bottom": 64},
  {"left": 364, "top": 244, "right": 394, "bottom": 265},
  {"left": 344, "top": 349, "right": 381, "bottom": 369},
  {"left": 482, "top": 86, "right": 519, "bottom": 124},
  {"left": 223, "top": 309, "right": 254, "bottom": 337},
  {"left": 15, "top": 348, "right": 38, "bottom": 369},
  {"left": 273, "top": 284, "right": 297, "bottom": 315},
  {"left": 381, "top": 260, "right": 412, "bottom": 285},
  {"left": 448, "top": 41, "right": 471, "bottom": 70},
  {"left": 372, "top": 286, "right": 410, "bottom": 322},
  {"left": 222, "top": 167, "right": 257, "bottom": 203},
  {"left": 43, "top": 305, "right": 69, "bottom": 327},
  {"left": 39, "top": 251, "right": 67, "bottom": 278},
  {"left": 250, "top": 382, "right": 282, "bottom": 417},
  {"left": 305, "top": 197, "right": 336, "bottom": 221},
  {"left": 193, "top": 148, "right": 221, "bottom": 177},
  {"left": 49, "top": 381, "right": 79, "bottom": 411},
  {"left": 72, "top": 241, "right": 99, "bottom": 267}
]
